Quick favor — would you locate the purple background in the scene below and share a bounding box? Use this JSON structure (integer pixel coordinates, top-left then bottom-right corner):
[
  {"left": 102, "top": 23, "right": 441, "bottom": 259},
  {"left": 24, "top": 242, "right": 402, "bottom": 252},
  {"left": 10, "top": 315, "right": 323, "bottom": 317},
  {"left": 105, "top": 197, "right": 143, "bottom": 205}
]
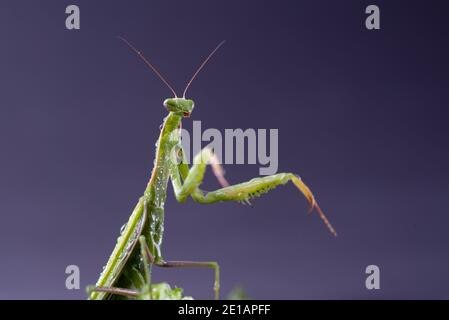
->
[{"left": 0, "top": 1, "right": 448, "bottom": 299}]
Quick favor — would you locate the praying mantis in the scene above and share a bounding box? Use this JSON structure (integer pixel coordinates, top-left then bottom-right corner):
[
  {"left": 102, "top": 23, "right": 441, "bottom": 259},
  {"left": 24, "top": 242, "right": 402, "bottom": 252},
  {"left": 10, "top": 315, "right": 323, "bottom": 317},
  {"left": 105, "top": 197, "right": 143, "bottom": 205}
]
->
[{"left": 88, "top": 37, "right": 337, "bottom": 300}]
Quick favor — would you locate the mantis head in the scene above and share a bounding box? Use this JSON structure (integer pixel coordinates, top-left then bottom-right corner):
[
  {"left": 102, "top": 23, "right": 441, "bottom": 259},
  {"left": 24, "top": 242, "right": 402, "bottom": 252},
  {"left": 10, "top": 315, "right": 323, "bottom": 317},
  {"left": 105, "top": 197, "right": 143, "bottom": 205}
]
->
[{"left": 163, "top": 98, "right": 195, "bottom": 117}]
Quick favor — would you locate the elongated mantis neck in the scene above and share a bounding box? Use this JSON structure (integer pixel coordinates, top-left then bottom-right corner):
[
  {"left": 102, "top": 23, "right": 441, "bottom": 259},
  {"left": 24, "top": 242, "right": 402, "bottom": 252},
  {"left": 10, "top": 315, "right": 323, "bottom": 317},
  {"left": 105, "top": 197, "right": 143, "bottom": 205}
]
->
[{"left": 145, "top": 112, "right": 183, "bottom": 195}]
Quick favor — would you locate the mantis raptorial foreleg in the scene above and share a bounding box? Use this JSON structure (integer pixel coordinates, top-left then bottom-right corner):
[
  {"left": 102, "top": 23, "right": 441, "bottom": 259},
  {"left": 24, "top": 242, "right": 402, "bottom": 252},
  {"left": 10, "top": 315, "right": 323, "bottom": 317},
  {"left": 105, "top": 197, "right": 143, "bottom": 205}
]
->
[
  {"left": 170, "top": 147, "right": 337, "bottom": 236},
  {"left": 170, "top": 147, "right": 229, "bottom": 202}
]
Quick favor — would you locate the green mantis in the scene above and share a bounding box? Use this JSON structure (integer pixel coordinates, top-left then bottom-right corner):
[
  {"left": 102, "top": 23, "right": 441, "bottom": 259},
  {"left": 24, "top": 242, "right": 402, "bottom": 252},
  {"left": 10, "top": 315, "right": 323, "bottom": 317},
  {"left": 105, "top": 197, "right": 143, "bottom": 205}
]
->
[{"left": 88, "top": 37, "right": 336, "bottom": 300}]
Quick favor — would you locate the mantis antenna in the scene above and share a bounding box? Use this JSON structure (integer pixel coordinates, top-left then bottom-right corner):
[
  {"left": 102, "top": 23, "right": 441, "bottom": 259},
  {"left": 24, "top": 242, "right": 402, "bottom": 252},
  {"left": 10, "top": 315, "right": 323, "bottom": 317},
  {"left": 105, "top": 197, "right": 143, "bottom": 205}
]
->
[
  {"left": 118, "top": 36, "right": 178, "bottom": 98},
  {"left": 182, "top": 40, "right": 226, "bottom": 98}
]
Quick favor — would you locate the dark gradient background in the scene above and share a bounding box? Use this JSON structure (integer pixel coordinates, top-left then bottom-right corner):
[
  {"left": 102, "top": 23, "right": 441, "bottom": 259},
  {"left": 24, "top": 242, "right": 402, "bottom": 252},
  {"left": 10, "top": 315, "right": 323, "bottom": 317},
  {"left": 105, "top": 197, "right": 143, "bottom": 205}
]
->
[{"left": 0, "top": 0, "right": 448, "bottom": 299}]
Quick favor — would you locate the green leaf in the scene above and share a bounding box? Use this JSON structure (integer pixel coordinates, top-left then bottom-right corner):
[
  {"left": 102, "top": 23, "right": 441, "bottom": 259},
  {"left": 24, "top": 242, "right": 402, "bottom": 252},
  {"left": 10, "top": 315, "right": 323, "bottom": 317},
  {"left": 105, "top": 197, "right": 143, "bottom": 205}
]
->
[{"left": 149, "top": 282, "right": 193, "bottom": 300}]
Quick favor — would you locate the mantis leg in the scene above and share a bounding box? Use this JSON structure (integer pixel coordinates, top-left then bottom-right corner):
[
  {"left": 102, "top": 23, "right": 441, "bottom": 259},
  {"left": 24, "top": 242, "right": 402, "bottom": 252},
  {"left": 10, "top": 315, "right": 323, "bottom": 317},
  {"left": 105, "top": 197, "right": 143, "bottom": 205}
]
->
[
  {"left": 140, "top": 235, "right": 220, "bottom": 300},
  {"left": 170, "top": 147, "right": 336, "bottom": 236},
  {"left": 160, "top": 260, "right": 220, "bottom": 300},
  {"left": 86, "top": 286, "right": 139, "bottom": 299}
]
